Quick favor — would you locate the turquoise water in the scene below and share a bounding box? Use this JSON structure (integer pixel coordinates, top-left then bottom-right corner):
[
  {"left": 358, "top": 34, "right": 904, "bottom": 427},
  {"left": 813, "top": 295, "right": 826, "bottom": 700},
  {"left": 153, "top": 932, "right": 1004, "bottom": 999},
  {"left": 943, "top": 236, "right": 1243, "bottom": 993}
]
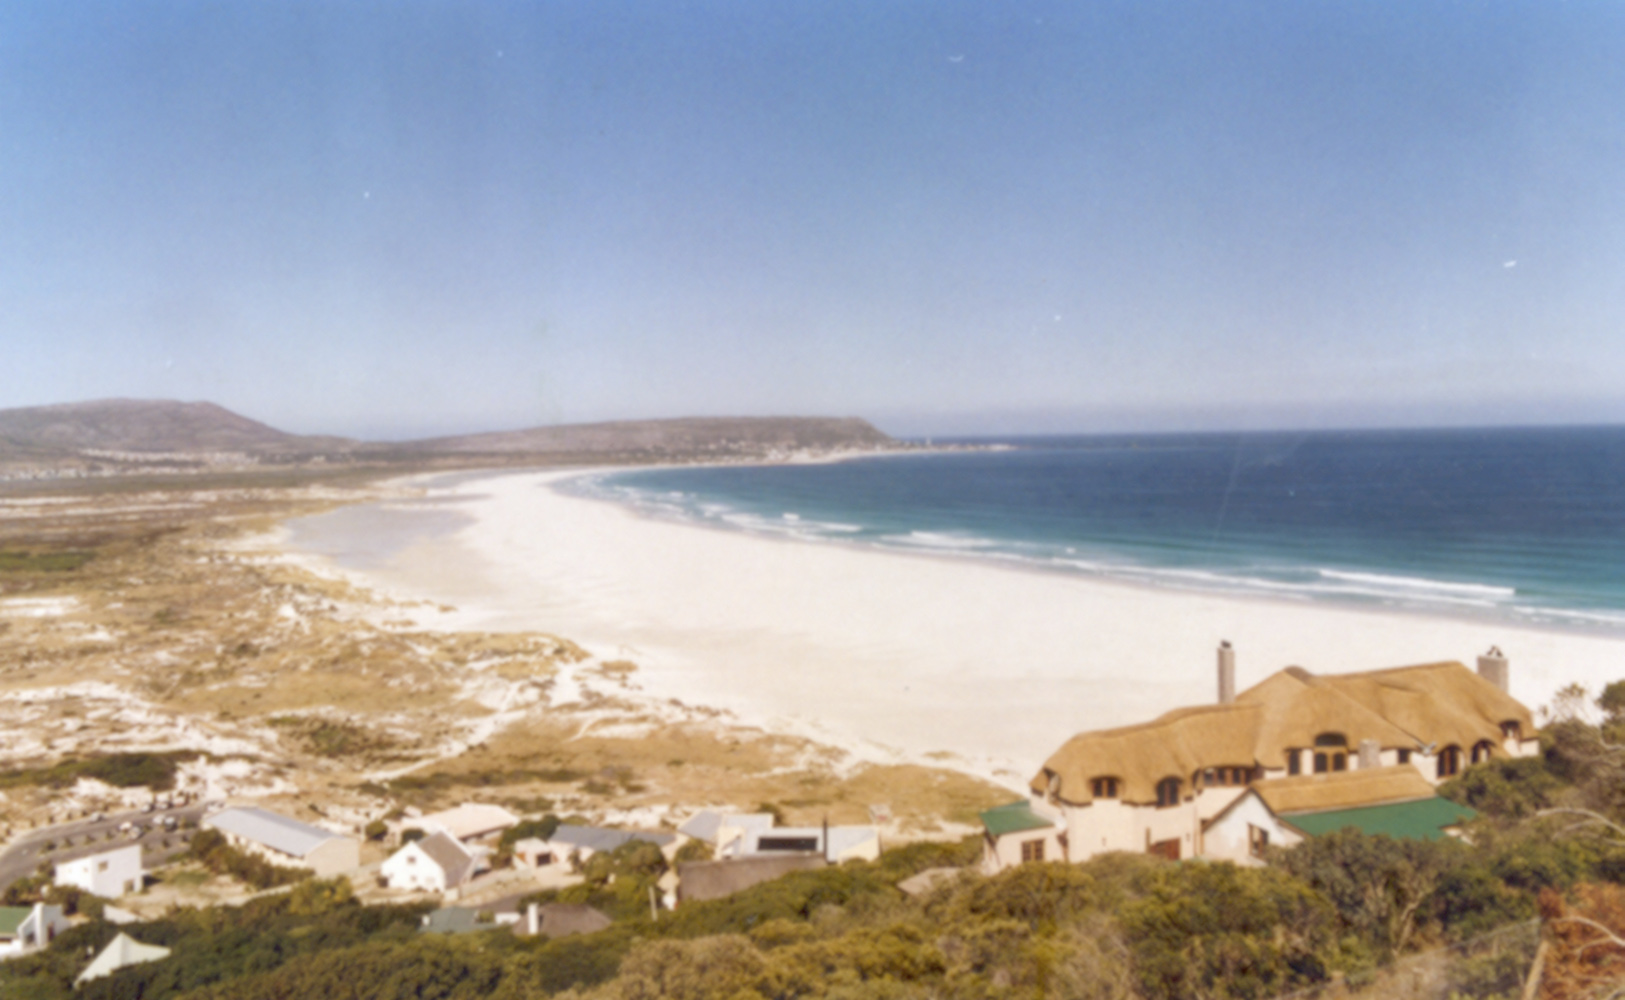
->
[{"left": 563, "top": 427, "right": 1625, "bottom": 632}]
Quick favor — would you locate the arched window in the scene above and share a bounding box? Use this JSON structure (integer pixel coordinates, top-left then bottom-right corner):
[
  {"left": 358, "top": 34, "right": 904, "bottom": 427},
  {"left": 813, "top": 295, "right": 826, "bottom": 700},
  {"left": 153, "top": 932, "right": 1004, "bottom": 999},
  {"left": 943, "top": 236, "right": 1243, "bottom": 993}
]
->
[
  {"left": 1471, "top": 740, "right": 1495, "bottom": 764},
  {"left": 1155, "top": 777, "right": 1182, "bottom": 808},
  {"left": 1436, "top": 745, "right": 1462, "bottom": 778},
  {"left": 1313, "top": 733, "right": 1348, "bottom": 774},
  {"left": 1500, "top": 720, "right": 1522, "bottom": 741}
]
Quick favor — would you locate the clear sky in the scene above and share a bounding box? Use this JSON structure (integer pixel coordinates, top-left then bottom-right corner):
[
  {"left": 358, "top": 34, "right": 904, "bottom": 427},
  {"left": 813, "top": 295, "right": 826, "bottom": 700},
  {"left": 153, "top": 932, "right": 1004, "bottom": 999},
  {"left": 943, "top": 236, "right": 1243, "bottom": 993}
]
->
[{"left": 3, "top": 2, "right": 1623, "bottom": 439}]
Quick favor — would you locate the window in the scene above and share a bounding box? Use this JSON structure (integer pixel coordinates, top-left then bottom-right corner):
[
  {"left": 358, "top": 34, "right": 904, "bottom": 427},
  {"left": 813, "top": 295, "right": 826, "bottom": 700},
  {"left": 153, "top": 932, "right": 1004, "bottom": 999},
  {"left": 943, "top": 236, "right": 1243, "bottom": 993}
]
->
[
  {"left": 1437, "top": 745, "right": 1462, "bottom": 778},
  {"left": 1398, "top": 748, "right": 1411, "bottom": 764},
  {"left": 1313, "top": 734, "right": 1348, "bottom": 773},
  {"left": 759, "top": 836, "right": 820, "bottom": 852},
  {"left": 1090, "top": 776, "right": 1119, "bottom": 799},
  {"left": 1201, "top": 766, "right": 1251, "bottom": 787},
  {"left": 1020, "top": 839, "right": 1045, "bottom": 862},
  {"left": 1501, "top": 721, "right": 1522, "bottom": 741},
  {"left": 1313, "top": 751, "right": 1347, "bottom": 773},
  {"left": 97, "top": 860, "right": 109, "bottom": 872},
  {"left": 1156, "top": 777, "right": 1182, "bottom": 808},
  {"left": 1248, "top": 824, "right": 1270, "bottom": 858},
  {"left": 1471, "top": 740, "right": 1495, "bottom": 764},
  {"left": 1288, "top": 749, "right": 1302, "bottom": 775}
]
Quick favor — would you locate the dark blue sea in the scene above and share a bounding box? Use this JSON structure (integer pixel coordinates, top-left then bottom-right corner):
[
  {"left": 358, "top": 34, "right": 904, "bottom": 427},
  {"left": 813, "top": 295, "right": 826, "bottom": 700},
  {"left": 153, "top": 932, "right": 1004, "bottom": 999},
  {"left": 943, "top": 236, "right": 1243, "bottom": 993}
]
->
[{"left": 561, "top": 427, "right": 1625, "bottom": 633}]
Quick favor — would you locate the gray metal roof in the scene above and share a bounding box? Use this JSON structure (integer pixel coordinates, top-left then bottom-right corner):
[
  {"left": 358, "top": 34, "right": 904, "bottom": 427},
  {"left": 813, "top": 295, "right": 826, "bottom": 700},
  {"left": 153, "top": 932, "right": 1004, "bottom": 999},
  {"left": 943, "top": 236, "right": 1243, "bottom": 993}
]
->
[
  {"left": 548, "top": 824, "right": 674, "bottom": 852},
  {"left": 677, "top": 811, "right": 724, "bottom": 842},
  {"left": 204, "top": 807, "right": 345, "bottom": 859},
  {"left": 678, "top": 811, "right": 775, "bottom": 843},
  {"left": 412, "top": 831, "right": 476, "bottom": 887}
]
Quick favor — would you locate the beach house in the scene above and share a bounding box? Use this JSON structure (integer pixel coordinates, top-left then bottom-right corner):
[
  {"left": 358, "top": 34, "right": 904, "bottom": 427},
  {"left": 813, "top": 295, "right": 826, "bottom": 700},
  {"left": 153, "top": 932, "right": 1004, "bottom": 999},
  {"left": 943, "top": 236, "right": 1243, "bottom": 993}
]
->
[
  {"left": 75, "top": 933, "right": 171, "bottom": 985},
  {"left": 415, "top": 803, "right": 520, "bottom": 846},
  {"left": 0, "top": 904, "right": 65, "bottom": 960},
  {"left": 380, "top": 831, "right": 478, "bottom": 893},
  {"left": 982, "top": 645, "right": 1535, "bottom": 872},
  {"left": 679, "top": 810, "right": 881, "bottom": 863},
  {"left": 531, "top": 825, "right": 677, "bottom": 869},
  {"left": 54, "top": 843, "right": 144, "bottom": 898}
]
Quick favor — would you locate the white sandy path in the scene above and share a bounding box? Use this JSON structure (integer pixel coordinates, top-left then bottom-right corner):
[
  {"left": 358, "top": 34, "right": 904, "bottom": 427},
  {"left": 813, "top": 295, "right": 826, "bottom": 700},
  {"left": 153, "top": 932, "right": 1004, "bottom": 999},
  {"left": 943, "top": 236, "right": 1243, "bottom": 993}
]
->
[{"left": 294, "top": 469, "right": 1625, "bottom": 781}]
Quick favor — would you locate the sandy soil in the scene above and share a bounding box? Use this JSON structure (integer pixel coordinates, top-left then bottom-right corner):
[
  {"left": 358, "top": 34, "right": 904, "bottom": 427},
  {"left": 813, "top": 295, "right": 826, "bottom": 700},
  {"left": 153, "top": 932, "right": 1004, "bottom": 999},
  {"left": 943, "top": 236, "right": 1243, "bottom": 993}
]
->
[{"left": 0, "top": 477, "right": 1007, "bottom": 843}]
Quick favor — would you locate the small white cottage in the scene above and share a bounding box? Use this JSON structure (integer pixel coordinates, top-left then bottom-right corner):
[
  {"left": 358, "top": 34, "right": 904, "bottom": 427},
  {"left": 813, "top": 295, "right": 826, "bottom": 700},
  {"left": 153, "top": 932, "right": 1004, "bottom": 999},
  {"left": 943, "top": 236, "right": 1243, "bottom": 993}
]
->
[{"left": 381, "top": 831, "right": 477, "bottom": 893}]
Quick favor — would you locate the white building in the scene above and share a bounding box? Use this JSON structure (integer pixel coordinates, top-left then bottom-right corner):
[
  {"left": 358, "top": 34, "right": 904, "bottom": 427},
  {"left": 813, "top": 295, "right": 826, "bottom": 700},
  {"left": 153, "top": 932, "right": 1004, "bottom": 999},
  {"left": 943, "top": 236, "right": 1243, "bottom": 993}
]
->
[
  {"left": 984, "top": 648, "right": 1536, "bottom": 873},
  {"left": 203, "top": 806, "right": 360, "bottom": 877},
  {"left": 416, "top": 803, "right": 519, "bottom": 845},
  {"left": 536, "top": 825, "right": 676, "bottom": 868},
  {"left": 680, "top": 810, "right": 880, "bottom": 863},
  {"left": 381, "top": 832, "right": 477, "bottom": 893},
  {"left": 0, "top": 904, "right": 66, "bottom": 960},
  {"left": 75, "top": 933, "right": 171, "bottom": 985},
  {"left": 55, "top": 844, "right": 144, "bottom": 898}
]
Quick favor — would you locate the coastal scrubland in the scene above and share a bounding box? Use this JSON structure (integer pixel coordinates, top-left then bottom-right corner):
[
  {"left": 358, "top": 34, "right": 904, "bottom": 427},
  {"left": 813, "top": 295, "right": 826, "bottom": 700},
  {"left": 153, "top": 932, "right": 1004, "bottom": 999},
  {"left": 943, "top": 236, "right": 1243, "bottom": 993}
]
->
[
  {"left": 3, "top": 702, "right": 1623, "bottom": 998},
  {"left": 0, "top": 472, "right": 1006, "bottom": 849}
]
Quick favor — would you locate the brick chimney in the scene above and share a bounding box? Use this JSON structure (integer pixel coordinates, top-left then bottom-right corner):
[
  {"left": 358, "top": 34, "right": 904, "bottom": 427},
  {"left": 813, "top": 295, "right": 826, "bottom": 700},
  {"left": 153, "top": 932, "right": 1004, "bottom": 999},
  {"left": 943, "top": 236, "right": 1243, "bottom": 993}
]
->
[
  {"left": 1476, "top": 646, "right": 1509, "bottom": 693},
  {"left": 1218, "top": 641, "right": 1236, "bottom": 705}
]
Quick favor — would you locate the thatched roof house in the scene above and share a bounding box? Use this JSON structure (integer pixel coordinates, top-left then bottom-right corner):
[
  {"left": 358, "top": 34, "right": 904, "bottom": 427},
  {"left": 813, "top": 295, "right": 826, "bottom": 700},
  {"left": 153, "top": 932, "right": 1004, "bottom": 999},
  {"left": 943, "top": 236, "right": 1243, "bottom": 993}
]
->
[
  {"left": 985, "top": 648, "right": 1536, "bottom": 872},
  {"left": 1033, "top": 660, "right": 1535, "bottom": 806}
]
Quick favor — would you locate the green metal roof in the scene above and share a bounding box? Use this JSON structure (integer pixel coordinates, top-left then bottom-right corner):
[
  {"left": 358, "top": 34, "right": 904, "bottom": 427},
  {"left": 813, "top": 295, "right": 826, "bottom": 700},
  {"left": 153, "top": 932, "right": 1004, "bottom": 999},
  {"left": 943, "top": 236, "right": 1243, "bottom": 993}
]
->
[
  {"left": 980, "top": 801, "right": 1055, "bottom": 838},
  {"left": 1282, "top": 796, "right": 1477, "bottom": 841},
  {"left": 0, "top": 906, "right": 30, "bottom": 936}
]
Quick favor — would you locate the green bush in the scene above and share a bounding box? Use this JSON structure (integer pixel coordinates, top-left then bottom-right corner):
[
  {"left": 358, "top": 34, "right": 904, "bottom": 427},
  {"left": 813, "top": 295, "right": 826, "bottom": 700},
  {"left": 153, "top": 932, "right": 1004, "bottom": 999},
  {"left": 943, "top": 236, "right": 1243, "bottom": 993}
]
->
[
  {"left": 1439, "top": 757, "right": 1564, "bottom": 820},
  {"left": 1122, "top": 862, "right": 1336, "bottom": 1000},
  {"left": 188, "top": 828, "right": 310, "bottom": 890}
]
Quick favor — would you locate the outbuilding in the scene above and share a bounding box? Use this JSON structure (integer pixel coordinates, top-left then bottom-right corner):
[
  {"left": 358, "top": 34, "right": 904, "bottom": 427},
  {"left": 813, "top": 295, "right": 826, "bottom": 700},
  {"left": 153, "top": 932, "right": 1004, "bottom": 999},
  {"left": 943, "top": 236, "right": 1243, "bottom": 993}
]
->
[
  {"left": 202, "top": 806, "right": 360, "bottom": 877},
  {"left": 55, "top": 844, "right": 144, "bottom": 899}
]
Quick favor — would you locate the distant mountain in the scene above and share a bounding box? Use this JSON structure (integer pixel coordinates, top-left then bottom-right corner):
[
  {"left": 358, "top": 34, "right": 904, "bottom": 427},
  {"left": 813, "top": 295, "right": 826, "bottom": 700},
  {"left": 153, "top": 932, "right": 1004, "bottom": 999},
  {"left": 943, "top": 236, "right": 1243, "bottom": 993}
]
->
[
  {"left": 0, "top": 399, "right": 352, "bottom": 457},
  {"left": 374, "top": 416, "right": 895, "bottom": 456},
  {"left": 0, "top": 400, "right": 898, "bottom": 474}
]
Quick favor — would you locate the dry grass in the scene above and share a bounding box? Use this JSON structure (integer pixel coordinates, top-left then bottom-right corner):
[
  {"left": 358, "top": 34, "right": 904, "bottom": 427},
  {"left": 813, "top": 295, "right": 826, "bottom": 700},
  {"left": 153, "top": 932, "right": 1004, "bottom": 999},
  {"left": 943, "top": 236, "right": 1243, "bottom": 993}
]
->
[{"left": 0, "top": 475, "right": 1010, "bottom": 840}]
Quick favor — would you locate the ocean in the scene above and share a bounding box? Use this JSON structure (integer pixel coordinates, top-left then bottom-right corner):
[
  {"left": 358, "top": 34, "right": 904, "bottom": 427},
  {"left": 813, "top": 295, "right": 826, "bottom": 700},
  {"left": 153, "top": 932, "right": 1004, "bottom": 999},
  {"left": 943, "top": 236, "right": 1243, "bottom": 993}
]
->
[{"left": 564, "top": 426, "right": 1625, "bottom": 633}]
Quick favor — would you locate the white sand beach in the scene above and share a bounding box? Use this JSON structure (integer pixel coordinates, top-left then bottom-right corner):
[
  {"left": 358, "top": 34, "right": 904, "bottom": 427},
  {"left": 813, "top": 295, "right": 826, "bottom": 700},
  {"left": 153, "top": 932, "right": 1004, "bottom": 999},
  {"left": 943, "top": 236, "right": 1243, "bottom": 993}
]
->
[{"left": 286, "top": 469, "right": 1625, "bottom": 783}]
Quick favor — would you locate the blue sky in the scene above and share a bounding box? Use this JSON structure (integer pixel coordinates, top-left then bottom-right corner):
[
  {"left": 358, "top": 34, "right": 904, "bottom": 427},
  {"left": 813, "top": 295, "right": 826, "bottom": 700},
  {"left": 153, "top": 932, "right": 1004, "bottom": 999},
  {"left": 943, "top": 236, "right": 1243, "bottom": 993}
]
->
[{"left": 3, "top": 2, "right": 1623, "bottom": 439}]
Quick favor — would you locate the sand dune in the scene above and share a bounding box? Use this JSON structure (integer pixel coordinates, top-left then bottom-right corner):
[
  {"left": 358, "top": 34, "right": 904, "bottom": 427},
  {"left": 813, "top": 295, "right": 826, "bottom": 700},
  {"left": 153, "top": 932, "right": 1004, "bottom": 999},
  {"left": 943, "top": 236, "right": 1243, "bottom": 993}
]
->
[{"left": 288, "top": 469, "right": 1625, "bottom": 782}]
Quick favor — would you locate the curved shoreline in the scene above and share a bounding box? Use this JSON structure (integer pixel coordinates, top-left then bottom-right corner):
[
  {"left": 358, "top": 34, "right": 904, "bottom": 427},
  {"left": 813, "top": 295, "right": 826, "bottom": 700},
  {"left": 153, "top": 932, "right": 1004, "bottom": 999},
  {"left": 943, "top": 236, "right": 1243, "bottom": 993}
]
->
[{"left": 277, "top": 467, "right": 1625, "bottom": 778}]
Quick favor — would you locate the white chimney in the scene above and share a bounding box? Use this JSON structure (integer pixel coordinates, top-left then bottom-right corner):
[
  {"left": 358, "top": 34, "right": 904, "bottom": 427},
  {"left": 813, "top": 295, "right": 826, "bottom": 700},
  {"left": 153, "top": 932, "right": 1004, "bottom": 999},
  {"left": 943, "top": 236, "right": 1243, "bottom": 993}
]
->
[
  {"left": 1218, "top": 641, "right": 1236, "bottom": 704},
  {"left": 1477, "top": 646, "right": 1509, "bottom": 693},
  {"left": 1358, "top": 738, "right": 1381, "bottom": 769}
]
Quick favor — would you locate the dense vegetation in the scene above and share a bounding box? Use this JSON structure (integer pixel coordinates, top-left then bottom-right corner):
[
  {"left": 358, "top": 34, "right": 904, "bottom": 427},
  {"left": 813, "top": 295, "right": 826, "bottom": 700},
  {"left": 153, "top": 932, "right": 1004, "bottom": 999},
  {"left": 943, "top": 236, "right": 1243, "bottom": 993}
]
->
[
  {"left": 186, "top": 829, "right": 310, "bottom": 891},
  {"left": 0, "top": 752, "right": 196, "bottom": 792},
  {"left": 0, "top": 549, "right": 96, "bottom": 573},
  {"left": 1, "top": 683, "right": 1621, "bottom": 1000}
]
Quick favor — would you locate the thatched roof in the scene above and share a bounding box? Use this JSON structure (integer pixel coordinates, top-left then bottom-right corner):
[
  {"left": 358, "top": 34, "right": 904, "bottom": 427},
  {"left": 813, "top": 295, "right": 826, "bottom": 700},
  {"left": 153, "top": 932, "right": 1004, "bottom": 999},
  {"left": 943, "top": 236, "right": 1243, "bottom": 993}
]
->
[
  {"left": 1033, "top": 660, "right": 1534, "bottom": 806},
  {"left": 1316, "top": 662, "right": 1535, "bottom": 752},
  {"left": 1251, "top": 765, "right": 1437, "bottom": 815}
]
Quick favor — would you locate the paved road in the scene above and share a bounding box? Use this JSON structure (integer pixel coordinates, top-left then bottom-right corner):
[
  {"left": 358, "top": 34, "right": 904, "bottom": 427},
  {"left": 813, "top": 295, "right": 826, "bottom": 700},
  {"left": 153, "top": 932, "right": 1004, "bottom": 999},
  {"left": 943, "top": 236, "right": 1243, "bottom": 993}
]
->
[{"left": 0, "top": 803, "right": 206, "bottom": 894}]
